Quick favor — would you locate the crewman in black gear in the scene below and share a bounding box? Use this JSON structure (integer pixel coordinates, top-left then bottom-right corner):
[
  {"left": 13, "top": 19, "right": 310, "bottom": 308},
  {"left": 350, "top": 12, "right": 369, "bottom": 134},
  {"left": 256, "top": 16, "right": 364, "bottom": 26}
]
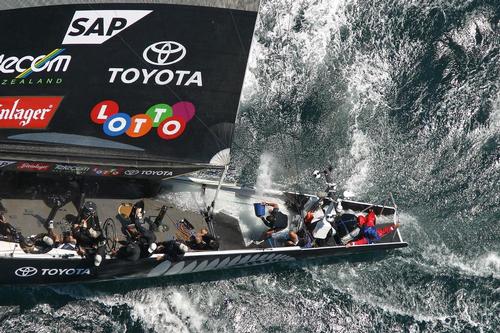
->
[
  {"left": 128, "top": 200, "right": 157, "bottom": 256},
  {"left": 0, "top": 212, "right": 16, "bottom": 241},
  {"left": 73, "top": 201, "right": 106, "bottom": 266}
]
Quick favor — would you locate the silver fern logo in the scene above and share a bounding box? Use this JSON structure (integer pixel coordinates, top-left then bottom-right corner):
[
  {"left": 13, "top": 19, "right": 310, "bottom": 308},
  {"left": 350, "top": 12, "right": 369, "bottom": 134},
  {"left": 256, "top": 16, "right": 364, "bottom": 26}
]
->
[{"left": 148, "top": 253, "right": 295, "bottom": 277}]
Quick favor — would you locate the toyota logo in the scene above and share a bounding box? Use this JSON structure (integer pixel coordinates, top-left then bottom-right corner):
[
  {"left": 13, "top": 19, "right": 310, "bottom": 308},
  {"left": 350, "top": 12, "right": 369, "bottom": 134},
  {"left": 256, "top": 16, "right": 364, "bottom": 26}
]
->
[
  {"left": 125, "top": 169, "right": 140, "bottom": 176},
  {"left": 15, "top": 266, "right": 38, "bottom": 277},
  {"left": 143, "top": 41, "right": 186, "bottom": 66}
]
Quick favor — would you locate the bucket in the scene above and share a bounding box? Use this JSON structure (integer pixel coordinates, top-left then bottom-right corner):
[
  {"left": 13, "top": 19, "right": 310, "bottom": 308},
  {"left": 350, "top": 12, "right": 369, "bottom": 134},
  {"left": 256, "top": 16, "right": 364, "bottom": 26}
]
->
[{"left": 253, "top": 203, "right": 266, "bottom": 217}]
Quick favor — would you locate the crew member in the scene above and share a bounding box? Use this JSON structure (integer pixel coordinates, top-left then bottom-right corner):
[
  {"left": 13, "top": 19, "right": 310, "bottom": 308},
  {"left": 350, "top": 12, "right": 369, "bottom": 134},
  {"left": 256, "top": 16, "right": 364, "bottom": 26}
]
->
[
  {"left": 114, "top": 241, "right": 141, "bottom": 262},
  {"left": 257, "top": 202, "right": 289, "bottom": 241},
  {"left": 73, "top": 201, "right": 106, "bottom": 266},
  {"left": 0, "top": 212, "right": 16, "bottom": 241},
  {"left": 357, "top": 209, "right": 379, "bottom": 243},
  {"left": 348, "top": 223, "right": 400, "bottom": 246},
  {"left": 272, "top": 230, "right": 299, "bottom": 247},
  {"left": 128, "top": 200, "right": 157, "bottom": 255},
  {"left": 187, "top": 228, "right": 219, "bottom": 251},
  {"left": 156, "top": 240, "right": 189, "bottom": 262}
]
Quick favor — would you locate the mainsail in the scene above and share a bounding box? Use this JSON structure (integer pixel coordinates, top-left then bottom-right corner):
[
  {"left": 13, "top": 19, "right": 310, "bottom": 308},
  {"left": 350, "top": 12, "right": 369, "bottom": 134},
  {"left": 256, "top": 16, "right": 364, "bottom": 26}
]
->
[{"left": 0, "top": 0, "right": 259, "bottom": 178}]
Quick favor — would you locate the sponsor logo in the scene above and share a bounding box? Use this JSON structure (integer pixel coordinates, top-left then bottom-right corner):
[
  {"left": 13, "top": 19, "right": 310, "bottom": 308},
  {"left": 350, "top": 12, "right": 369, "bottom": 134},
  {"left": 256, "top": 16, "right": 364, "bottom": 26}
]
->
[
  {"left": 140, "top": 170, "right": 174, "bottom": 177},
  {"left": 0, "top": 96, "right": 62, "bottom": 129},
  {"left": 17, "top": 162, "right": 51, "bottom": 171},
  {"left": 124, "top": 169, "right": 140, "bottom": 176},
  {"left": 0, "top": 161, "right": 16, "bottom": 168},
  {"left": 108, "top": 41, "right": 202, "bottom": 87},
  {"left": 90, "top": 167, "right": 122, "bottom": 176},
  {"left": 1, "top": 78, "right": 63, "bottom": 86},
  {"left": 53, "top": 164, "right": 90, "bottom": 174},
  {"left": 124, "top": 169, "right": 173, "bottom": 177},
  {"left": 0, "top": 49, "right": 71, "bottom": 79},
  {"left": 90, "top": 100, "right": 196, "bottom": 140},
  {"left": 62, "top": 10, "right": 152, "bottom": 45},
  {"left": 15, "top": 267, "right": 91, "bottom": 277},
  {"left": 143, "top": 41, "right": 186, "bottom": 66},
  {"left": 15, "top": 266, "right": 38, "bottom": 277},
  {"left": 40, "top": 268, "right": 91, "bottom": 276}
]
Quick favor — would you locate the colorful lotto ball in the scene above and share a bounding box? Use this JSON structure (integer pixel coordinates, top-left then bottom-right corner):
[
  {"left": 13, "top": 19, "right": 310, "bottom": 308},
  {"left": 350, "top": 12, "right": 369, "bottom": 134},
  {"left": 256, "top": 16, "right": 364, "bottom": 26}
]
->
[
  {"left": 90, "top": 100, "right": 196, "bottom": 140},
  {"left": 172, "top": 101, "right": 195, "bottom": 122}
]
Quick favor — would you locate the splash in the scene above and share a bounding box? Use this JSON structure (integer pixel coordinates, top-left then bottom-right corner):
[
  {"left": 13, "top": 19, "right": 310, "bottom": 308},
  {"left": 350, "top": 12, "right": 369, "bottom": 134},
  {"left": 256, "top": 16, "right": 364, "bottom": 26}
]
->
[
  {"left": 255, "top": 152, "right": 275, "bottom": 196},
  {"left": 343, "top": 128, "right": 373, "bottom": 197}
]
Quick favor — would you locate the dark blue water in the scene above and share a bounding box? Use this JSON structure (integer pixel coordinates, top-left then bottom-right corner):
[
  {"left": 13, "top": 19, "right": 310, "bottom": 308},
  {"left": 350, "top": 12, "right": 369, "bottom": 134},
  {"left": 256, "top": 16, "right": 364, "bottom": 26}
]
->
[{"left": 1, "top": 0, "right": 499, "bottom": 332}]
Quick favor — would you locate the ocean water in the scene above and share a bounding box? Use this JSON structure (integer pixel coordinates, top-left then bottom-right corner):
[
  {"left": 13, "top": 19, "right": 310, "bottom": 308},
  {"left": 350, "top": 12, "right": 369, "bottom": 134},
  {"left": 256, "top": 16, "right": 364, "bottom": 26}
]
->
[{"left": 1, "top": 0, "right": 499, "bottom": 332}]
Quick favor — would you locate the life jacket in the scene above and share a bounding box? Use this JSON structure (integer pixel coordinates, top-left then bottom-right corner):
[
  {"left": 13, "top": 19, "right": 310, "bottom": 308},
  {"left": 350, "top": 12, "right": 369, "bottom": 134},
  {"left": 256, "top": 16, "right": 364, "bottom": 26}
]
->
[
  {"left": 362, "top": 226, "right": 380, "bottom": 243},
  {"left": 304, "top": 211, "right": 314, "bottom": 223},
  {"left": 357, "top": 215, "right": 367, "bottom": 227},
  {"left": 366, "top": 210, "right": 376, "bottom": 227},
  {"left": 350, "top": 225, "right": 396, "bottom": 246}
]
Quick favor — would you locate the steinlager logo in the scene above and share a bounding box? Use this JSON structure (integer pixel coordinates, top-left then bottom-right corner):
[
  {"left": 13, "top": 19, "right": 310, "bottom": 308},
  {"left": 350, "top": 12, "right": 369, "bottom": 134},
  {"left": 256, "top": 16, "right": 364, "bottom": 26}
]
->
[{"left": 0, "top": 96, "right": 63, "bottom": 129}]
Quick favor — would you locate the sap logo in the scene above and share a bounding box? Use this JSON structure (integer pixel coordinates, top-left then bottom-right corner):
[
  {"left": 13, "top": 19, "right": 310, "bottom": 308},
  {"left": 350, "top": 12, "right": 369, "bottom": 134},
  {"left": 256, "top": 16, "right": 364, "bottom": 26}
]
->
[
  {"left": 90, "top": 100, "right": 196, "bottom": 140},
  {"left": 62, "top": 10, "right": 152, "bottom": 45}
]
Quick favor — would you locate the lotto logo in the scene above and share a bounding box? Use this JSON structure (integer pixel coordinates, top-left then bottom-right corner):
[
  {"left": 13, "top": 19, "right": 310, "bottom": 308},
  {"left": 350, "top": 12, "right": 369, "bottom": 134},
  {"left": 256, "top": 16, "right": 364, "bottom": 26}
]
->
[{"left": 90, "top": 100, "right": 196, "bottom": 140}]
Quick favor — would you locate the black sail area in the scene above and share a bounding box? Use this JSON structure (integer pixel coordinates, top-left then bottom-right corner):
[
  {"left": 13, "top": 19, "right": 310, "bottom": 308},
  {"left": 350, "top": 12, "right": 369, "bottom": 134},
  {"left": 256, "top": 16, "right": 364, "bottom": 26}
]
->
[{"left": 0, "top": 0, "right": 259, "bottom": 178}]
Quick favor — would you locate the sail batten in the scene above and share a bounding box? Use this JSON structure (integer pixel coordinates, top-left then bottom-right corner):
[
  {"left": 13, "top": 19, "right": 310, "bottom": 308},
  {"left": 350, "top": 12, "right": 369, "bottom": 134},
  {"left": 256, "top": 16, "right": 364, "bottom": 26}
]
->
[{"left": 0, "top": 1, "right": 260, "bottom": 12}]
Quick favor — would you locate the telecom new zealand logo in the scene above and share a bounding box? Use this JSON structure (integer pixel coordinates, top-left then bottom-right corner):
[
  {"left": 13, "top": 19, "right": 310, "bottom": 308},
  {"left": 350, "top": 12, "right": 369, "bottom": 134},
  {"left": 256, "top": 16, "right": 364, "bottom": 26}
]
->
[
  {"left": 90, "top": 100, "right": 196, "bottom": 140},
  {"left": 0, "top": 49, "right": 71, "bottom": 86}
]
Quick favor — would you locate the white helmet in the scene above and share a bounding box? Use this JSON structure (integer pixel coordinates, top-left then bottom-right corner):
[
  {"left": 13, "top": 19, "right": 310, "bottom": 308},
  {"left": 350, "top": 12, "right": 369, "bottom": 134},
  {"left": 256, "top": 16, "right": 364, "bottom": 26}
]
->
[
  {"left": 94, "top": 254, "right": 102, "bottom": 267},
  {"left": 312, "top": 170, "right": 321, "bottom": 179},
  {"left": 148, "top": 243, "right": 157, "bottom": 253},
  {"left": 42, "top": 236, "right": 54, "bottom": 246},
  {"left": 336, "top": 199, "right": 343, "bottom": 213},
  {"left": 326, "top": 212, "right": 336, "bottom": 223},
  {"left": 179, "top": 243, "right": 189, "bottom": 253}
]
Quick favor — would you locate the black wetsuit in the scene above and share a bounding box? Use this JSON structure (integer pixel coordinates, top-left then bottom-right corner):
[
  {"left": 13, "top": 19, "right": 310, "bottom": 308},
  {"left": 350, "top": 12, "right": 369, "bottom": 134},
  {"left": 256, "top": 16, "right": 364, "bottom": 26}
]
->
[
  {"left": 129, "top": 201, "right": 156, "bottom": 250},
  {"left": 261, "top": 208, "right": 288, "bottom": 231},
  {"left": 0, "top": 222, "right": 15, "bottom": 239},
  {"left": 162, "top": 240, "right": 186, "bottom": 262},
  {"left": 116, "top": 242, "right": 141, "bottom": 261},
  {"left": 73, "top": 219, "right": 106, "bottom": 265},
  {"left": 73, "top": 226, "right": 96, "bottom": 248},
  {"left": 135, "top": 219, "right": 156, "bottom": 246}
]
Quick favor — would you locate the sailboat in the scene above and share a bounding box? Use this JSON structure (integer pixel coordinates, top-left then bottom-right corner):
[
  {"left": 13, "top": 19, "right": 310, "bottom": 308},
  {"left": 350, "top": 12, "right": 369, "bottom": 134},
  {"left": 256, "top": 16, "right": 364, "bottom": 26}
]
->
[{"left": 0, "top": 1, "right": 406, "bottom": 285}]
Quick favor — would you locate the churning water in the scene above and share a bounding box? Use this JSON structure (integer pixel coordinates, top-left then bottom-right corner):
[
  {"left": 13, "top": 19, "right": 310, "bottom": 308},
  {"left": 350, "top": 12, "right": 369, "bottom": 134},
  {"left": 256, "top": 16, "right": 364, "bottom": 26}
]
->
[{"left": 1, "top": 0, "right": 499, "bottom": 332}]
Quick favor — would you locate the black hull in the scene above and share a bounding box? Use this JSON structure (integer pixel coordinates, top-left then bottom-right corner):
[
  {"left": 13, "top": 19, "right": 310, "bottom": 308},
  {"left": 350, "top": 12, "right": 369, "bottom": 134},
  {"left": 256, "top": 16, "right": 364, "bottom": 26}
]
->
[{"left": 0, "top": 242, "right": 407, "bottom": 286}]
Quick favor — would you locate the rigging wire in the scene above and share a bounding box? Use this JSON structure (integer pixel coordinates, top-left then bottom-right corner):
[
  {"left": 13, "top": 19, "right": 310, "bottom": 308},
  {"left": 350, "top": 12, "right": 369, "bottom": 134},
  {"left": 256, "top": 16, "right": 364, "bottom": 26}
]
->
[{"left": 283, "top": 0, "right": 305, "bottom": 198}]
